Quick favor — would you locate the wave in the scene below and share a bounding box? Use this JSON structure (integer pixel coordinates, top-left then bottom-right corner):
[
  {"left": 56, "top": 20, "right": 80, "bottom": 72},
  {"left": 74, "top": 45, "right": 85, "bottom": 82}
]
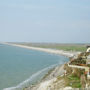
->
[{"left": 3, "top": 64, "right": 58, "bottom": 90}]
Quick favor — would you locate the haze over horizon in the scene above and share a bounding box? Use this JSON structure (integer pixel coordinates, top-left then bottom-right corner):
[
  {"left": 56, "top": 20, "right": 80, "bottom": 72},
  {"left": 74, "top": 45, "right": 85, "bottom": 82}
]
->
[{"left": 0, "top": 0, "right": 90, "bottom": 43}]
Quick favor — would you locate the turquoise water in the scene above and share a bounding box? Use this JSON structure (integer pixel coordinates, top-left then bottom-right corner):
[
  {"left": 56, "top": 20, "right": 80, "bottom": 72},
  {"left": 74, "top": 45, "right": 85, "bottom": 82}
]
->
[{"left": 0, "top": 44, "right": 68, "bottom": 90}]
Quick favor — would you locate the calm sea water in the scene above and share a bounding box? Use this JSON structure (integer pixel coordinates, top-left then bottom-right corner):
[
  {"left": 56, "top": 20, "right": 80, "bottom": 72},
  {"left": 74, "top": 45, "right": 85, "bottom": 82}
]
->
[{"left": 0, "top": 44, "right": 68, "bottom": 90}]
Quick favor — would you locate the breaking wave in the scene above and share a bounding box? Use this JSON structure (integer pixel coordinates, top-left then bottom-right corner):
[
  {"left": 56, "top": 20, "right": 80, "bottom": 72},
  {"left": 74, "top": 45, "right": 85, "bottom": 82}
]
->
[{"left": 3, "top": 64, "right": 58, "bottom": 90}]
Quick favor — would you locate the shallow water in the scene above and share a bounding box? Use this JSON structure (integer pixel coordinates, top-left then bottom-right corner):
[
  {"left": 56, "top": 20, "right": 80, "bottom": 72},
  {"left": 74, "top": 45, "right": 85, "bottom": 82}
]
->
[{"left": 0, "top": 44, "right": 68, "bottom": 90}]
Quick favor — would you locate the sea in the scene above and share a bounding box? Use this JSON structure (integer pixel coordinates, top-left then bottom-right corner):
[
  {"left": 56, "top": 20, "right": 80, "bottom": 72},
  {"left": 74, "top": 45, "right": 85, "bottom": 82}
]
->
[{"left": 0, "top": 44, "right": 68, "bottom": 90}]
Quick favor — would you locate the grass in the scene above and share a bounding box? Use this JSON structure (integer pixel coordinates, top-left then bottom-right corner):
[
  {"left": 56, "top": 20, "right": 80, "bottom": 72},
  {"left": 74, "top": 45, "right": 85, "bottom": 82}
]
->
[
  {"left": 87, "top": 64, "right": 90, "bottom": 67},
  {"left": 12, "top": 43, "right": 87, "bottom": 52},
  {"left": 34, "top": 45, "right": 86, "bottom": 52},
  {"left": 54, "top": 46, "right": 86, "bottom": 52},
  {"left": 65, "top": 74, "right": 81, "bottom": 88},
  {"left": 55, "top": 74, "right": 81, "bottom": 88},
  {"left": 68, "top": 75, "right": 80, "bottom": 81}
]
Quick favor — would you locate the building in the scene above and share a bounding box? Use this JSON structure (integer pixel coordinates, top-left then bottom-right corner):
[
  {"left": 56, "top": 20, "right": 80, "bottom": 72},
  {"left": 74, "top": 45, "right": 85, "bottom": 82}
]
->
[
  {"left": 86, "top": 55, "right": 90, "bottom": 65},
  {"left": 87, "top": 68, "right": 90, "bottom": 79},
  {"left": 86, "top": 46, "right": 90, "bottom": 52}
]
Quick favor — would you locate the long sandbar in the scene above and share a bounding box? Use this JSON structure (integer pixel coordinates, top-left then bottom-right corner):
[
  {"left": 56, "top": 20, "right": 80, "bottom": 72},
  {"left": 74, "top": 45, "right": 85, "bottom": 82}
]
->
[{"left": 2, "top": 42, "right": 80, "bottom": 57}]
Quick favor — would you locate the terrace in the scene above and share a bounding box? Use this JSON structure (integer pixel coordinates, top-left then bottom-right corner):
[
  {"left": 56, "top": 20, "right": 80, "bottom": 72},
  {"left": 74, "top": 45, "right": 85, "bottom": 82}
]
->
[{"left": 68, "top": 52, "right": 90, "bottom": 80}]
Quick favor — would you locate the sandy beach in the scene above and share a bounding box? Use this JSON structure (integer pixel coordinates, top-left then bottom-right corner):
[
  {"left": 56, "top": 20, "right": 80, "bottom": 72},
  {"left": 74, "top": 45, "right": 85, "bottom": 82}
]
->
[
  {"left": 2, "top": 42, "right": 80, "bottom": 58},
  {"left": 1, "top": 42, "right": 80, "bottom": 90}
]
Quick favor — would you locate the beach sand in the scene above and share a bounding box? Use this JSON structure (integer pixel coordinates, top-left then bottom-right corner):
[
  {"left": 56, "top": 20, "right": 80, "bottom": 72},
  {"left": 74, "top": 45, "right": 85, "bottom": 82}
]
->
[
  {"left": 2, "top": 42, "right": 80, "bottom": 90},
  {"left": 2, "top": 42, "right": 80, "bottom": 58}
]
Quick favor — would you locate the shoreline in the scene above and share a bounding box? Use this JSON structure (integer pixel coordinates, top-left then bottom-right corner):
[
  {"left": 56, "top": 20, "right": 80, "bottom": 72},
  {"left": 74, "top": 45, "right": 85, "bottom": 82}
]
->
[
  {"left": 1, "top": 42, "right": 80, "bottom": 58},
  {"left": 25, "top": 63, "right": 69, "bottom": 90},
  {"left": 3, "top": 64, "right": 58, "bottom": 90},
  {"left": 1, "top": 42, "right": 80, "bottom": 90}
]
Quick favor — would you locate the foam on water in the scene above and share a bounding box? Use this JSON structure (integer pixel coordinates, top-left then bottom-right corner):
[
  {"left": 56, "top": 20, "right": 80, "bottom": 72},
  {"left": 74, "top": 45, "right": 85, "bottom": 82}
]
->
[
  {"left": 1, "top": 44, "right": 68, "bottom": 90},
  {"left": 3, "top": 64, "right": 57, "bottom": 90}
]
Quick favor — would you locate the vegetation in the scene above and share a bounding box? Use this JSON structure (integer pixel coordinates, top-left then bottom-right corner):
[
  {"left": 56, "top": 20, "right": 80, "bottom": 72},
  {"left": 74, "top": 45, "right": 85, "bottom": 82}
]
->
[
  {"left": 35, "top": 45, "right": 86, "bottom": 52},
  {"left": 87, "top": 64, "right": 90, "bottom": 67},
  {"left": 12, "top": 42, "right": 90, "bottom": 89},
  {"left": 70, "top": 52, "right": 90, "bottom": 65},
  {"left": 12, "top": 42, "right": 87, "bottom": 52},
  {"left": 64, "top": 65, "right": 84, "bottom": 88},
  {"left": 70, "top": 58, "right": 86, "bottom": 65},
  {"left": 56, "top": 74, "right": 81, "bottom": 88},
  {"left": 64, "top": 52, "right": 90, "bottom": 89},
  {"left": 66, "top": 74, "right": 81, "bottom": 88}
]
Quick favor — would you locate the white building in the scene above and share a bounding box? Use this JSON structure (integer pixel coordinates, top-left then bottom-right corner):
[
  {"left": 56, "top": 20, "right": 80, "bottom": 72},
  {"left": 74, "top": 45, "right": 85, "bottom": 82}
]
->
[
  {"left": 86, "top": 55, "right": 90, "bottom": 65},
  {"left": 86, "top": 46, "right": 90, "bottom": 52},
  {"left": 86, "top": 55, "right": 90, "bottom": 79}
]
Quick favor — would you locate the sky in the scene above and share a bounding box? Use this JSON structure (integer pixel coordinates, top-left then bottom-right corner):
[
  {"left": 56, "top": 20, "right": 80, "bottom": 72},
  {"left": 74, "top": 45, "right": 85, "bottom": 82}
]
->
[{"left": 0, "top": 0, "right": 90, "bottom": 43}]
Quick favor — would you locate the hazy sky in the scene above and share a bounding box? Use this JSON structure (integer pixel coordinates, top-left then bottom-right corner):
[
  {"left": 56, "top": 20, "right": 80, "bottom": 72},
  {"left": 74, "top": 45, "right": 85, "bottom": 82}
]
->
[{"left": 0, "top": 0, "right": 90, "bottom": 43}]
